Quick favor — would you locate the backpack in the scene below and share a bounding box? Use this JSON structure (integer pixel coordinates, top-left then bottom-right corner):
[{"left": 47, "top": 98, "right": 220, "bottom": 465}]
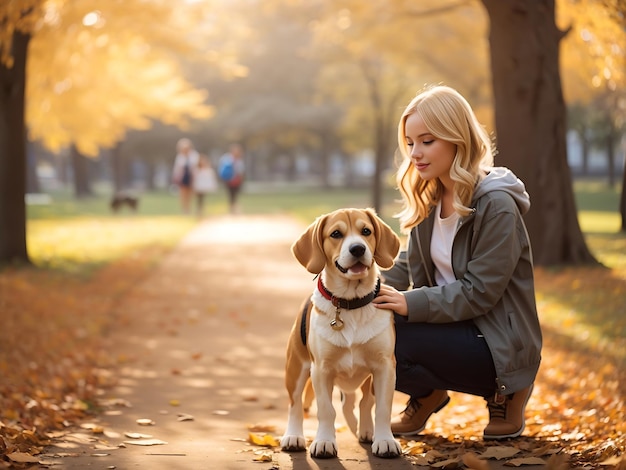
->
[{"left": 218, "top": 157, "right": 235, "bottom": 181}]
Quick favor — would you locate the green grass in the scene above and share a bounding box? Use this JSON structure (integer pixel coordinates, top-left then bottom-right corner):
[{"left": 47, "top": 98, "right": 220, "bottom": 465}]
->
[{"left": 24, "top": 178, "right": 623, "bottom": 272}]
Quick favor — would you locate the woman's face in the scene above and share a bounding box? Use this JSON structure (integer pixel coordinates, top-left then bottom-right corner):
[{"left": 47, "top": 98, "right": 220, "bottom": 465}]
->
[{"left": 404, "top": 112, "right": 456, "bottom": 188}]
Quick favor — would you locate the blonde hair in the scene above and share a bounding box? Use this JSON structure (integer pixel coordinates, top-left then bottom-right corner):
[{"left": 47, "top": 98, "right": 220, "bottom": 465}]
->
[{"left": 395, "top": 85, "right": 494, "bottom": 233}]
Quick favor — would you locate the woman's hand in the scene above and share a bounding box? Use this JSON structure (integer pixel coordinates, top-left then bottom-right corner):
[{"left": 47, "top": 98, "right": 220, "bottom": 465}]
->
[{"left": 373, "top": 284, "right": 408, "bottom": 316}]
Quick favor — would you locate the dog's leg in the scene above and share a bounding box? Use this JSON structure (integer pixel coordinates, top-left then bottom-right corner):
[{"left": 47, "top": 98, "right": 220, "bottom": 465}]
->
[
  {"left": 309, "top": 364, "right": 338, "bottom": 458},
  {"left": 370, "top": 359, "right": 401, "bottom": 458},
  {"left": 341, "top": 390, "right": 359, "bottom": 436},
  {"left": 281, "top": 364, "right": 310, "bottom": 452},
  {"left": 357, "top": 376, "right": 375, "bottom": 443},
  {"left": 302, "top": 378, "right": 315, "bottom": 416}
]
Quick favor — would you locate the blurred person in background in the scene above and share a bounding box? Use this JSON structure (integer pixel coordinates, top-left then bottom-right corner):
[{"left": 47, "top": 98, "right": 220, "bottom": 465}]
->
[
  {"left": 193, "top": 154, "right": 218, "bottom": 218},
  {"left": 172, "top": 138, "right": 199, "bottom": 214},
  {"left": 218, "top": 143, "right": 245, "bottom": 214}
]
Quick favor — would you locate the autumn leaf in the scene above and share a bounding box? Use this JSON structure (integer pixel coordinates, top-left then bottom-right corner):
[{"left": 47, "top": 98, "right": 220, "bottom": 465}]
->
[
  {"left": 505, "top": 457, "right": 547, "bottom": 467},
  {"left": 481, "top": 446, "right": 521, "bottom": 460},
  {"left": 248, "top": 433, "right": 279, "bottom": 447},
  {"left": 123, "top": 439, "right": 168, "bottom": 446},
  {"left": 462, "top": 452, "right": 491, "bottom": 470}
]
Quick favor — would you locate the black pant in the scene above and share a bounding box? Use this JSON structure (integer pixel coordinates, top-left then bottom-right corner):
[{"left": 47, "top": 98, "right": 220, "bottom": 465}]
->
[{"left": 394, "top": 314, "right": 497, "bottom": 399}]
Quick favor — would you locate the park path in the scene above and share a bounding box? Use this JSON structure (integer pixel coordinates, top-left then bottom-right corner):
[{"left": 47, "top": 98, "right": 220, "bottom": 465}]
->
[{"left": 47, "top": 214, "right": 420, "bottom": 470}]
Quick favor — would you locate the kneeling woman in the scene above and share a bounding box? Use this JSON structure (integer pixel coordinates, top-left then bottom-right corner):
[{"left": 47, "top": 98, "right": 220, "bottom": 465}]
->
[{"left": 373, "top": 85, "right": 542, "bottom": 440}]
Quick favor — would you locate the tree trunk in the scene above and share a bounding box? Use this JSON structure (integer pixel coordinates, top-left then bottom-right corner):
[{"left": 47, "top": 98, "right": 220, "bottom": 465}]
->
[
  {"left": 111, "top": 143, "right": 127, "bottom": 193},
  {"left": 481, "top": 0, "right": 597, "bottom": 266},
  {"left": 606, "top": 124, "right": 615, "bottom": 188},
  {"left": 70, "top": 144, "right": 93, "bottom": 198},
  {"left": 0, "top": 32, "right": 31, "bottom": 265},
  {"left": 619, "top": 167, "right": 626, "bottom": 232}
]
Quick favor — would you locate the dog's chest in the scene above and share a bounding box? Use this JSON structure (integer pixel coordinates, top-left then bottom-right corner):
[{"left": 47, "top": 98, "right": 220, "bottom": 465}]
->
[{"left": 310, "top": 298, "right": 392, "bottom": 348}]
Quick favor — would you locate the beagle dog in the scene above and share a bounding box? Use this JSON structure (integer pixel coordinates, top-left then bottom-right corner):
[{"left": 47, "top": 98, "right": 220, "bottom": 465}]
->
[{"left": 280, "top": 208, "right": 401, "bottom": 459}]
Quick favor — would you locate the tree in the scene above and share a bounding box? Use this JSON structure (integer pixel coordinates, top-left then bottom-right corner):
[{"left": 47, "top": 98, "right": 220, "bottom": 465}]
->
[
  {"left": 0, "top": 0, "right": 218, "bottom": 265},
  {"left": 481, "top": 0, "right": 597, "bottom": 265},
  {"left": 0, "top": 0, "right": 42, "bottom": 264}
]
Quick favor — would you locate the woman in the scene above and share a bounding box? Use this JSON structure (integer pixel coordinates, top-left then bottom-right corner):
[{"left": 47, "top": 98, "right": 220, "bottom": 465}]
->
[
  {"left": 172, "top": 138, "right": 199, "bottom": 214},
  {"left": 373, "top": 85, "right": 542, "bottom": 440}
]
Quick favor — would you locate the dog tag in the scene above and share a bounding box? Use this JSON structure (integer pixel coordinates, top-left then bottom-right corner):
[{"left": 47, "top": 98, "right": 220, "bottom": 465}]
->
[{"left": 330, "top": 311, "right": 344, "bottom": 331}]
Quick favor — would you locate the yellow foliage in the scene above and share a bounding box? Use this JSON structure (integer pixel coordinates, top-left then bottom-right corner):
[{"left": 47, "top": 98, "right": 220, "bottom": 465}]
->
[
  {"left": 20, "top": 0, "right": 218, "bottom": 156},
  {"left": 558, "top": 0, "right": 626, "bottom": 103}
]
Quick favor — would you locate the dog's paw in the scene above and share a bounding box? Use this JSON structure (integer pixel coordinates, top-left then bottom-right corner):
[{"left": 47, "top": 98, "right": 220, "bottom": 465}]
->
[
  {"left": 372, "top": 438, "right": 402, "bottom": 459},
  {"left": 310, "top": 439, "right": 337, "bottom": 459},
  {"left": 280, "top": 435, "right": 306, "bottom": 452},
  {"left": 358, "top": 429, "right": 374, "bottom": 443}
]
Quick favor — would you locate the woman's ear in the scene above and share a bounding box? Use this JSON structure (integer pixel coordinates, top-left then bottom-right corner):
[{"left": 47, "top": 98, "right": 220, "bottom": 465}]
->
[
  {"left": 291, "top": 214, "right": 328, "bottom": 274},
  {"left": 366, "top": 208, "right": 400, "bottom": 269}
]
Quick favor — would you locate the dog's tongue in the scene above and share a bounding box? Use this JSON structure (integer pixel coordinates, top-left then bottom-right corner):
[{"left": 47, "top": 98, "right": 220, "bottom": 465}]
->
[{"left": 349, "top": 263, "right": 368, "bottom": 274}]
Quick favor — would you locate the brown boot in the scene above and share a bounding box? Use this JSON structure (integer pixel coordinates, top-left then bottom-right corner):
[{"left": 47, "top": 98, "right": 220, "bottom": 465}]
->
[
  {"left": 391, "top": 390, "right": 450, "bottom": 436},
  {"left": 483, "top": 384, "right": 533, "bottom": 440}
]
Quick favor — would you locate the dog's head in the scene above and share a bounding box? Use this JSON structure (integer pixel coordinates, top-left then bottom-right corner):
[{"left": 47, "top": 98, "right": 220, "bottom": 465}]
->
[{"left": 291, "top": 208, "right": 400, "bottom": 277}]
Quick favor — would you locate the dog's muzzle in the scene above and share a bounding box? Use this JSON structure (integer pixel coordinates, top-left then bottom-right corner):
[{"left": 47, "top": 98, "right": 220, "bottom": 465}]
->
[{"left": 335, "top": 243, "right": 368, "bottom": 274}]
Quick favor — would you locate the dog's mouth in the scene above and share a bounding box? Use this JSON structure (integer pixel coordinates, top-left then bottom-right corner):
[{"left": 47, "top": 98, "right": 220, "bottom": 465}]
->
[{"left": 335, "top": 261, "right": 369, "bottom": 274}]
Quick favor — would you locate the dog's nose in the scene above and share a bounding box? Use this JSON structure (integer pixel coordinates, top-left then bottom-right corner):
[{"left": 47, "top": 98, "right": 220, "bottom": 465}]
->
[{"left": 349, "top": 243, "right": 366, "bottom": 258}]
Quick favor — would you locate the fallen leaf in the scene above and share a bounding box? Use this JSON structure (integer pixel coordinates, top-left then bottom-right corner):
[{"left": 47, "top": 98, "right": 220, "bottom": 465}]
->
[
  {"left": 123, "top": 439, "right": 168, "bottom": 446},
  {"left": 247, "top": 424, "right": 276, "bottom": 433},
  {"left": 462, "top": 452, "right": 490, "bottom": 470},
  {"left": 253, "top": 450, "right": 273, "bottom": 462},
  {"left": 481, "top": 446, "right": 521, "bottom": 460},
  {"left": 124, "top": 432, "right": 153, "bottom": 439},
  {"left": 431, "top": 457, "right": 462, "bottom": 469},
  {"left": 504, "top": 457, "right": 547, "bottom": 466},
  {"left": 248, "top": 433, "right": 279, "bottom": 447},
  {"left": 169, "top": 399, "right": 180, "bottom": 407},
  {"left": 136, "top": 418, "right": 155, "bottom": 426},
  {"left": 8, "top": 452, "right": 40, "bottom": 463}
]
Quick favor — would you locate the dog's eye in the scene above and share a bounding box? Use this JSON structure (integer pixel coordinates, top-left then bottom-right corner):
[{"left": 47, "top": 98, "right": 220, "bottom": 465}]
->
[
  {"left": 330, "top": 230, "right": 343, "bottom": 239},
  {"left": 362, "top": 228, "right": 372, "bottom": 236}
]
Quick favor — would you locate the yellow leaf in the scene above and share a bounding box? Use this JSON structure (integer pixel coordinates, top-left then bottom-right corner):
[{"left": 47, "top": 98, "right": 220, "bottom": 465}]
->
[{"left": 248, "top": 433, "right": 279, "bottom": 447}]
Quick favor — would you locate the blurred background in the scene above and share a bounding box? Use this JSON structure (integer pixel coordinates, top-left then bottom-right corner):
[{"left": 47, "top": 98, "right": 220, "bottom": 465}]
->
[
  {"left": 14, "top": 1, "right": 625, "bottom": 196},
  {"left": 0, "top": 0, "right": 624, "bottom": 268}
]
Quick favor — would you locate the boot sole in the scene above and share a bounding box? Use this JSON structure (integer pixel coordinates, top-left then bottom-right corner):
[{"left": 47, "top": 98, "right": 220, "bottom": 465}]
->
[
  {"left": 483, "top": 384, "right": 534, "bottom": 440},
  {"left": 392, "top": 396, "right": 451, "bottom": 437}
]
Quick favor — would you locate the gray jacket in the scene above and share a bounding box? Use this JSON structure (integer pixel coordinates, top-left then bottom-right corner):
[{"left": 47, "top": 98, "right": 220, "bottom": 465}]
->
[{"left": 383, "top": 167, "right": 542, "bottom": 395}]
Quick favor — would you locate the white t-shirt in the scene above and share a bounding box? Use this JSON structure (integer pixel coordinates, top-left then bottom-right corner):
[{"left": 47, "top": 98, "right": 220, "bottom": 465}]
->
[{"left": 431, "top": 201, "right": 459, "bottom": 286}]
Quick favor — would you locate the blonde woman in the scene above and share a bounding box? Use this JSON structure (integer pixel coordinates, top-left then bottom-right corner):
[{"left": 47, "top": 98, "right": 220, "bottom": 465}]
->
[{"left": 373, "top": 85, "right": 542, "bottom": 440}]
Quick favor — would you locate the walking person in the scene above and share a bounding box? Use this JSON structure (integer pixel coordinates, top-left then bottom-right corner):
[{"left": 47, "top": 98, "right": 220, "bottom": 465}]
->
[
  {"left": 217, "top": 143, "right": 245, "bottom": 214},
  {"left": 373, "top": 85, "right": 542, "bottom": 440},
  {"left": 172, "top": 138, "right": 199, "bottom": 214},
  {"left": 193, "top": 155, "right": 218, "bottom": 218}
]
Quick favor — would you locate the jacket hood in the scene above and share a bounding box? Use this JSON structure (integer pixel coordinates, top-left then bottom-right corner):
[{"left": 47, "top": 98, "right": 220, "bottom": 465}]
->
[{"left": 473, "top": 167, "right": 530, "bottom": 214}]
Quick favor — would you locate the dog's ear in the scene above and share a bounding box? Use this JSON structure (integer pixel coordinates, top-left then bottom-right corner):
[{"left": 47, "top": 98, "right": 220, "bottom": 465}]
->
[
  {"left": 291, "top": 214, "right": 328, "bottom": 274},
  {"left": 365, "top": 208, "right": 400, "bottom": 269}
]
